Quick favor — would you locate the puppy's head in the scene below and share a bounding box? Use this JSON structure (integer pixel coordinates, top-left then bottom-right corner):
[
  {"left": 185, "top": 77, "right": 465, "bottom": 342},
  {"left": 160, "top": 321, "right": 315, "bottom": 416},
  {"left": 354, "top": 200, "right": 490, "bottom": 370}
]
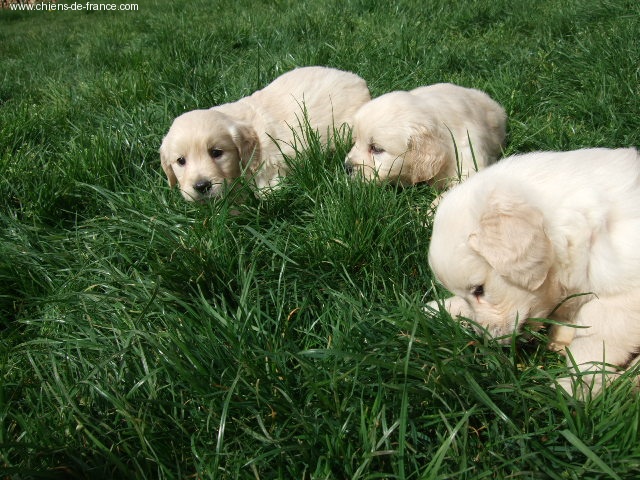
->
[
  {"left": 428, "top": 180, "right": 557, "bottom": 341},
  {"left": 344, "top": 91, "right": 450, "bottom": 185},
  {"left": 159, "top": 109, "right": 259, "bottom": 202}
]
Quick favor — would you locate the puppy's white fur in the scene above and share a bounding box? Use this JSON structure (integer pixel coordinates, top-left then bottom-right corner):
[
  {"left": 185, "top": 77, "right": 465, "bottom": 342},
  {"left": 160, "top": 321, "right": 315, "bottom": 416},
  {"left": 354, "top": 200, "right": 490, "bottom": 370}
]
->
[
  {"left": 428, "top": 148, "right": 640, "bottom": 395},
  {"left": 160, "top": 66, "right": 371, "bottom": 201},
  {"left": 345, "top": 83, "right": 506, "bottom": 187}
]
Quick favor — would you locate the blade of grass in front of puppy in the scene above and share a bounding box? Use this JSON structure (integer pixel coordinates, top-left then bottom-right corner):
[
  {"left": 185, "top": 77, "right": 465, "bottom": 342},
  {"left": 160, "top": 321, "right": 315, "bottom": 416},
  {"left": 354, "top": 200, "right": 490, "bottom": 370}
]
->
[
  {"left": 467, "top": 130, "right": 479, "bottom": 173},
  {"left": 560, "top": 430, "right": 622, "bottom": 480},
  {"left": 463, "top": 372, "right": 512, "bottom": 425},
  {"left": 421, "top": 407, "right": 476, "bottom": 479},
  {"left": 243, "top": 225, "right": 299, "bottom": 266},
  {"left": 446, "top": 126, "right": 463, "bottom": 181},
  {"left": 397, "top": 314, "right": 420, "bottom": 480},
  {"left": 526, "top": 317, "right": 589, "bottom": 329},
  {"left": 548, "top": 291, "right": 598, "bottom": 317}
]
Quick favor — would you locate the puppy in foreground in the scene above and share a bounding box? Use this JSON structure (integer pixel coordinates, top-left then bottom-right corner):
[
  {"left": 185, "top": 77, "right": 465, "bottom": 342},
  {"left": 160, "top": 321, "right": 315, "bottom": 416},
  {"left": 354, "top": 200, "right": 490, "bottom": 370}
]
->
[
  {"left": 344, "top": 83, "right": 506, "bottom": 187},
  {"left": 428, "top": 148, "right": 640, "bottom": 395},
  {"left": 160, "top": 66, "right": 371, "bottom": 201}
]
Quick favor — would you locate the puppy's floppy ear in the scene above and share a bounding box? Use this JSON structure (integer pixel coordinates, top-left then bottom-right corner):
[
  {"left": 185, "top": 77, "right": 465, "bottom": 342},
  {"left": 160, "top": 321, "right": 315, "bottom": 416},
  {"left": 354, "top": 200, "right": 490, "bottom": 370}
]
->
[
  {"left": 229, "top": 122, "right": 260, "bottom": 173},
  {"left": 468, "top": 190, "right": 553, "bottom": 290},
  {"left": 159, "top": 140, "right": 178, "bottom": 187},
  {"left": 406, "top": 124, "right": 450, "bottom": 184}
]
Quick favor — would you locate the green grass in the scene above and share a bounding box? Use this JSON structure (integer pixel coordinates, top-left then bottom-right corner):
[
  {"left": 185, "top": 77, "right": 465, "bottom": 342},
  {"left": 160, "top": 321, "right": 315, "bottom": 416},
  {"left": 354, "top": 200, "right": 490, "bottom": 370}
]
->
[{"left": 1, "top": 0, "right": 640, "bottom": 478}]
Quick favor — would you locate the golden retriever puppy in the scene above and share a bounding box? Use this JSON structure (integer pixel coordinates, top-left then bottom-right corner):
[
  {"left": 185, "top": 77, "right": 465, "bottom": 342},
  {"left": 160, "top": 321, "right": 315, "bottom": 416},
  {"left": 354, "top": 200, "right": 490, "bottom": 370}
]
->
[
  {"left": 428, "top": 147, "right": 640, "bottom": 396},
  {"left": 160, "top": 66, "right": 371, "bottom": 201},
  {"left": 344, "top": 83, "right": 506, "bottom": 187}
]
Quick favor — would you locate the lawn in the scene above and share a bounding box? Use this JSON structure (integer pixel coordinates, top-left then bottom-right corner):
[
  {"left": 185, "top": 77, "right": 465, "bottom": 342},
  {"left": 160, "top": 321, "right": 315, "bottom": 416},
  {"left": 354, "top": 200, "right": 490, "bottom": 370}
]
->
[{"left": 1, "top": 0, "right": 640, "bottom": 478}]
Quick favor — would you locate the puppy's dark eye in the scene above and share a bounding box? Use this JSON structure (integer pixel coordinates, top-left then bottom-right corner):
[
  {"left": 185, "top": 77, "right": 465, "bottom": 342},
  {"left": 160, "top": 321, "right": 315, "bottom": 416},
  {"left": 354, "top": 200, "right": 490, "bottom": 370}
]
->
[
  {"left": 209, "top": 148, "right": 224, "bottom": 159},
  {"left": 472, "top": 285, "right": 485, "bottom": 298},
  {"left": 177, "top": 156, "right": 186, "bottom": 166},
  {"left": 369, "top": 144, "right": 384, "bottom": 155}
]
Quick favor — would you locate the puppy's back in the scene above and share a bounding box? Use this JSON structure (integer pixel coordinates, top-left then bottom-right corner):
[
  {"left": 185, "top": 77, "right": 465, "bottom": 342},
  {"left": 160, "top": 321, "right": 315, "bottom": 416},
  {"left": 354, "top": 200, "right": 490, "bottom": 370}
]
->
[
  {"left": 409, "top": 83, "right": 506, "bottom": 154},
  {"left": 441, "top": 148, "right": 640, "bottom": 214},
  {"left": 248, "top": 66, "right": 371, "bottom": 137},
  {"left": 485, "top": 147, "right": 640, "bottom": 197}
]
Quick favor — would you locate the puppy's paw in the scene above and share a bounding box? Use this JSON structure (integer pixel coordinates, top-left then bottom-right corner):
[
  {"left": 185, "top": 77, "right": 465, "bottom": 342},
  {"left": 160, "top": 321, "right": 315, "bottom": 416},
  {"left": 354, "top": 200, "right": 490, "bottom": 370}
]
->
[
  {"left": 555, "top": 370, "right": 617, "bottom": 400},
  {"left": 548, "top": 324, "right": 575, "bottom": 356},
  {"left": 555, "top": 377, "right": 574, "bottom": 395},
  {"left": 549, "top": 342, "right": 570, "bottom": 356},
  {"left": 554, "top": 376, "right": 594, "bottom": 400},
  {"left": 424, "top": 299, "right": 439, "bottom": 312}
]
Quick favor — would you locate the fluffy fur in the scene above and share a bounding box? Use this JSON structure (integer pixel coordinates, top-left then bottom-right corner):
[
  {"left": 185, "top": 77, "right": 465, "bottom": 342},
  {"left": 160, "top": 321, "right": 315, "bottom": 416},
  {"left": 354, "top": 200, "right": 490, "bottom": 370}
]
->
[
  {"left": 344, "top": 83, "right": 506, "bottom": 187},
  {"left": 428, "top": 148, "right": 640, "bottom": 395},
  {"left": 160, "top": 66, "right": 371, "bottom": 201}
]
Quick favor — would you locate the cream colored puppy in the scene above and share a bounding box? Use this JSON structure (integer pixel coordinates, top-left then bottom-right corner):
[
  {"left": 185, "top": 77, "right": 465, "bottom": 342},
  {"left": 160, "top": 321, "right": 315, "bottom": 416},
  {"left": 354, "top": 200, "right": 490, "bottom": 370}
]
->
[
  {"left": 344, "top": 83, "right": 506, "bottom": 187},
  {"left": 428, "top": 148, "right": 640, "bottom": 395},
  {"left": 160, "top": 66, "right": 371, "bottom": 201}
]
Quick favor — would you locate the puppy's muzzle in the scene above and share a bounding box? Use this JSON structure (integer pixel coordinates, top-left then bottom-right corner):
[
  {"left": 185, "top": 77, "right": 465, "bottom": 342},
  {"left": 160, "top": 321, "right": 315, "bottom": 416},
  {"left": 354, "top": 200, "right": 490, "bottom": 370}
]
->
[
  {"left": 344, "top": 159, "right": 354, "bottom": 176},
  {"left": 193, "top": 179, "right": 213, "bottom": 195}
]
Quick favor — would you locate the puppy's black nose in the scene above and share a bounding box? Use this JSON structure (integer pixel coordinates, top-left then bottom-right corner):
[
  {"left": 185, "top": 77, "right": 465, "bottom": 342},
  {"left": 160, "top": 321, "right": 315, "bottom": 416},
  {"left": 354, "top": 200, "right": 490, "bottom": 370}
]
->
[
  {"left": 194, "top": 179, "right": 212, "bottom": 194},
  {"left": 344, "top": 161, "right": 353, "bottom": 176}
]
